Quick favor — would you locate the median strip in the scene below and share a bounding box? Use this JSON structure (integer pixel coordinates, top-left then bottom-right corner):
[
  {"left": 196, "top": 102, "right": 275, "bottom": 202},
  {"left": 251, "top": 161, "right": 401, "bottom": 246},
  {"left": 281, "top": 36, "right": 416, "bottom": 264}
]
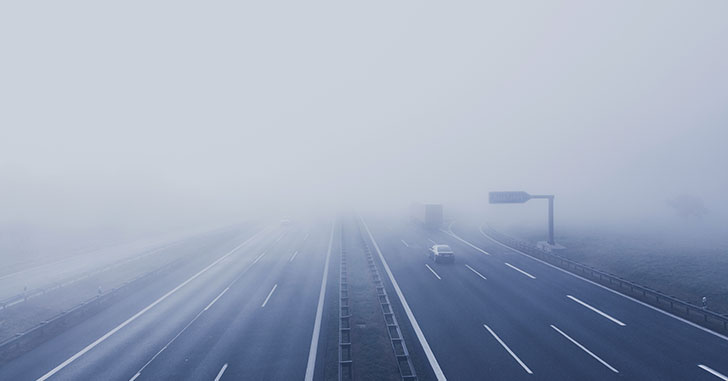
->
[{"left": 361, "top": 217, "right": 447, "bottom": 381}]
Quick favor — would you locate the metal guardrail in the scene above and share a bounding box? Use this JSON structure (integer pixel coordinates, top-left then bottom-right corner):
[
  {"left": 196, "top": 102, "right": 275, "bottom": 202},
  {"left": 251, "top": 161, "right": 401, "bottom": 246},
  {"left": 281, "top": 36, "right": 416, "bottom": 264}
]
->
[
  {"left": 339, "top": 224, "right": 352, "bottom": 381},
  {"left": 0, "top": 255, "right": 187, "bottom": 363},
  {"left": 0, "top": 225, "right": 245, "bottom": 363},
  {"left": 357, "top": 223, "right": 417, "bottom": 381},
  {"left": 482, "top": 226, "right": 728, "bottom": 334},
  {"left": 0, "top": 240, "right": 185, "bottom": 311},
  {"left": 0, "top": 225, "right": 244, "bottom": 312}
]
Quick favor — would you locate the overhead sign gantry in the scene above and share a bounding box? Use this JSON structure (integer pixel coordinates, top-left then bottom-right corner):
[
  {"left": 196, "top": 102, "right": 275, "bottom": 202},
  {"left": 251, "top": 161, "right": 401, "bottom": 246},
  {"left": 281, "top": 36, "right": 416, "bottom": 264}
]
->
[{"left": 489, "top": 191, "right": 555, "bottom": 245}]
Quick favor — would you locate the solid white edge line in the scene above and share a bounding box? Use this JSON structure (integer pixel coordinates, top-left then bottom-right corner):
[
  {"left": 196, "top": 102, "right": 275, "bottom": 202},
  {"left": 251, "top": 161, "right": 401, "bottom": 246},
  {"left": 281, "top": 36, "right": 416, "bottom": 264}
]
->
[
  {"left": 214, "top": 363, "right": 228, "bottom": 381},
  {"left": 261, "top": 284, "right": 278, "bottom": 308},
  {"left": 304, "top": 223, "right": 335, "bottom": 381},
  {"left": 476, "top": 225, "right": 728, "bottom": 342},
  {"left": 129, "top": 373, "right": 140, "bottom": 381},
  {"left": 441, "top": 229, "right": 490, "bottom": 255},
  {"left": 401, "top": 239, "right": 409, "bottom": 248},
  {"left": 465, "top": 264, "right": 487, "bottom": 280},
  {"left": 483, "top": 324, "right": 533, "bottom": 374},
  {"left": 425, "top": 264, "right": 442, "bottom": 280},
  {"left": 550, "top": 325, "right": 619, "bottom": 373},
  {"left": 567, "top": 295, "right": 626, "bottom": 326},
  {"left": 505, "top": 262, "right": 536, "bottom": 279},
  {"left": 361, "top": 217, "right": 447, "bottom": 381},
  {"left": 36, "top": 229, "right": 265, "bottom": 381},
  {"left": 289, "top": 250, "right": 299, "bottom": 262},
  {"left": 699, "top": 364, "right": 728, "bottom": 381}
]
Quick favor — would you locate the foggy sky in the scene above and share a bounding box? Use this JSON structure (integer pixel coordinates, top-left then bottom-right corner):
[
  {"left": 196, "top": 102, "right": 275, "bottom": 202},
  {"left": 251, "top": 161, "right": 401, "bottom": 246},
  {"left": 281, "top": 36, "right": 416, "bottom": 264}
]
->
[{"left": 2, "top": 1, "right": 727, "bottom": 231}]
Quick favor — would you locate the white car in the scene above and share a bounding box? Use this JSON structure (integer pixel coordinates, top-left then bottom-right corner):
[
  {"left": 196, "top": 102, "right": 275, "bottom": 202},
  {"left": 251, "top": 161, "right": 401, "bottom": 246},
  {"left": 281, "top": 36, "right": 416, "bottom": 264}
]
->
[{"left": 428, "top": 244, "right": 455, "bottom": 263}]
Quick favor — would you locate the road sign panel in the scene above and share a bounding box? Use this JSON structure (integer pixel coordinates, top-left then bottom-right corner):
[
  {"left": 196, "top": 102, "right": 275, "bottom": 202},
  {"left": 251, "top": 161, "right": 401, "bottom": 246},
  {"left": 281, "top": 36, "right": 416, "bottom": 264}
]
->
[{"left": 489, "top": 191, "right": 532, "bottom": 204}]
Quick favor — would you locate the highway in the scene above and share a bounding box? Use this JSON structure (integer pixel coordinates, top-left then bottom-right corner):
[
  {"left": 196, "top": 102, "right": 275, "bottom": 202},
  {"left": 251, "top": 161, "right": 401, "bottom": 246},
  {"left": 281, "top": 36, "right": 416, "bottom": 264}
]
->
[
  {"left": 0, "top": 221, "right": 334, "bottom": 381},
  {"left": 1, "top": 218, "right": 727, "bottom": 380},
  {"left": 363, "top": 218, "right": 728, "bottom": 380}
]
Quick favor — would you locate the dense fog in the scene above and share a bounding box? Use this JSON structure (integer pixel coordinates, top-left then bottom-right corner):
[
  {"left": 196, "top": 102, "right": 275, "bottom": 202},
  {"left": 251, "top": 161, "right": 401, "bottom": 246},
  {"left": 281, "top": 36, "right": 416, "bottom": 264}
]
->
[{"left": 2, "top": 1, "right": 727, "bottom": 238}]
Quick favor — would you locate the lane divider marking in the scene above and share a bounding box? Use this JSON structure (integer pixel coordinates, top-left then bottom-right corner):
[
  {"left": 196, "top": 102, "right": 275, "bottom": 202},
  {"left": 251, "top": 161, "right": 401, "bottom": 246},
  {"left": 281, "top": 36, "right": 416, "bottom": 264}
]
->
[
  {"left": 425, "top": 264, "right": 442, "bottom": 280},
  {"left": 699, "top": 364, "right": 728, "bottom": 380},
  {"left": 441, "top": 229, "right": 490, "bottom": 255},
  {"left": 214, "top": 363, "right": 228, "bottom": 381},
  {"left": 567, "top": 295, "right": 625, "bottom": 326},
  {"left": 505, "top": 263, "right": 536, "bottom": 279},
  {"left": 261, "top": 284, "right": 278, "bottom": 308},
  {"left": 550, "top": 325, "right": 619, "bottom": 373},
  {"left": 253, "top": 251, "right": 267, "bottom": 264},
  {"left": 483, "top": 324, "right": 533, "bottom": 374},
  {"left": 204, "top": 287, "right": 230, "bottom": 311},
  {"left": 465, "top": 264, "right": 487, "bottom": 280}
]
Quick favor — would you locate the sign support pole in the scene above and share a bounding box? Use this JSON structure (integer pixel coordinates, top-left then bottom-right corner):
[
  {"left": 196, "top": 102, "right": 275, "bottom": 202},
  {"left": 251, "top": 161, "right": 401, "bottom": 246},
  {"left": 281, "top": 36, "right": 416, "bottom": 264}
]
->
[
  {"left": 548, "top": 196, "right": 554, "bottom": 245},
  {"left": 531, "top": 195, "right": 555, "bottom": 245}
]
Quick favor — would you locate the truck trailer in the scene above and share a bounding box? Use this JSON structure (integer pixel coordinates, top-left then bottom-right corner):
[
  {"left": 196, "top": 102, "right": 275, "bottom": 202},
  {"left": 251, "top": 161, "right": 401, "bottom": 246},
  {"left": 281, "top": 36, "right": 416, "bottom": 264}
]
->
[{"left": 410, "top": 203, "right": 444, "bottom": 229}]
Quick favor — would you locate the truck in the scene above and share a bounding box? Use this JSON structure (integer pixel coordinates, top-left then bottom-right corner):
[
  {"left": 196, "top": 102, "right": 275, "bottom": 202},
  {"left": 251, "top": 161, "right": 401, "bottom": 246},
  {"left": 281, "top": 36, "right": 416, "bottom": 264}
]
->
[{"left": 410, "top": 203, "right": 444, "bottom": 229}]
